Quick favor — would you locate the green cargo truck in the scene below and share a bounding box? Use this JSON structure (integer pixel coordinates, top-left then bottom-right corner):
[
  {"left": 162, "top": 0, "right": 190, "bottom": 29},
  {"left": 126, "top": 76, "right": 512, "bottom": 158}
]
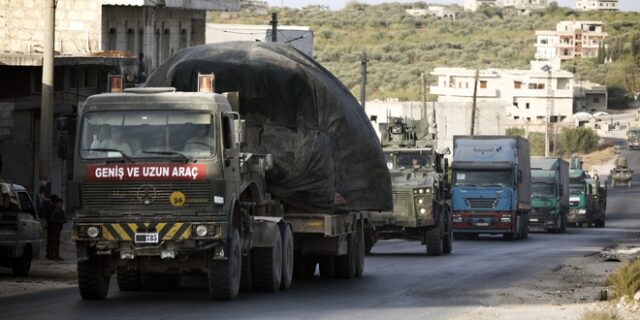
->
[{"left": 529, "top": 158, "right": 569, "bottom": 233}]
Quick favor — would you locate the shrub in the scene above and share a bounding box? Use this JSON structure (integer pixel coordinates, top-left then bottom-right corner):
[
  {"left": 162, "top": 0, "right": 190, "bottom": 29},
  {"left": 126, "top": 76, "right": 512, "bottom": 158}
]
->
[
  {"left": 505, "top": 127, "right": 525, "bottom": 136},
  {"left": 558, "top": 127, "right": 599, "bottom": 154},
  {"left": 607, "top": 258, "right": 640, "bottom": 299}
]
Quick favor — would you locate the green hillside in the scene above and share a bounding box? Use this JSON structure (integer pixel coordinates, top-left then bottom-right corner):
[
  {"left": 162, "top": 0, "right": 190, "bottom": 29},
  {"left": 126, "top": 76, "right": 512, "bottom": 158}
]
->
[{"left": 209, "top": 2, "right": 640, "bottom": 105}]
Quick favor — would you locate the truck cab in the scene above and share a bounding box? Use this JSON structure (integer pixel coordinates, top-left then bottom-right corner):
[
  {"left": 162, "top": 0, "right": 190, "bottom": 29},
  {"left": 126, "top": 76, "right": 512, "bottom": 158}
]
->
[
  {"left": 367, "top": 117, "right": 452, "bottom": 256},
  {"left": 0, "top": 181, "right": 41, "bottom": 276},
  {"left": 529, "top": 158, "right": 569, "bottom": 233}
]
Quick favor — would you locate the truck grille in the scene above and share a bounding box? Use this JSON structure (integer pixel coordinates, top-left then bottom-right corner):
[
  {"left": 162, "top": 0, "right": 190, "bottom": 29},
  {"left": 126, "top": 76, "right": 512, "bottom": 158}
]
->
[
  {"left": 465, "top": 198, "right": 497, "bottom": 209},
  {"left": 392, "top": 190, "right": 413, "bottom": 200},
  {"left": 530, "top": 208, "right": 550, "bottom": 217},
  {"left": 83, "top": 181, "right": 211, "bottom": 209}
]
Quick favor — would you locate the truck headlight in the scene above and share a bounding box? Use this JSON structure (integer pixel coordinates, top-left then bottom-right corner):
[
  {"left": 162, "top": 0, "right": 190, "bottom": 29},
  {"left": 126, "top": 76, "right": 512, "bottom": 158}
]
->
[
  {"left": 419, "top": 208, "right": 427, "bottom": 214},
  {"left": 418, "top": 198, "right": 424, "bottom": 204},
  {"left": 195, "top": 225, "right": 208, "bottom": 237},
  {"left": 87, "top": 226, "right": 100, "bottom": 238},
  {"left": 501, "top": 214, "right": 511, "bottom": 223},
  {"left": 453, "top": 214, "right": 463, "bottom": 223},
  {"left": 578, "top": 209, "right": 586, "bottom": 215}
]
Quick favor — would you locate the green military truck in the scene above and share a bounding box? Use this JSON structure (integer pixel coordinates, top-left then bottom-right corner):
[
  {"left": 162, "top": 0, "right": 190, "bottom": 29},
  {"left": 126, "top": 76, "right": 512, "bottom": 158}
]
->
[
  {"left": 366, "top": 117, "right": 452, "bottom": 256},
  {"left": 567, "top": 156, "right": 606, "bottom": 228},
  {"left": 529, "top": 158, "right": 569, "bottom": 233}
]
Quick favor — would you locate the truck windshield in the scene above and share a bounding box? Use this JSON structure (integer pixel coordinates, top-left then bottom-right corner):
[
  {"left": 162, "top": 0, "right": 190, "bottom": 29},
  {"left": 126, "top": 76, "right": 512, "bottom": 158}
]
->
[
  {"left": 532, "top": 181, "right": 555, "bottom": 197},
  {"left": 454, "top": 170, "right": 512, "bottom": 187},
  {"left": 569, "top": 178, "right": 584, "bottom": 194},
  {"left": 629, "top": 130, "right": 640, "bottom": 137},
  {"left": 80, "top": 111, "right": 215, "bottom": 159},
  {"left": 393, "top": 152, "right": 431, "bottom": 169}
]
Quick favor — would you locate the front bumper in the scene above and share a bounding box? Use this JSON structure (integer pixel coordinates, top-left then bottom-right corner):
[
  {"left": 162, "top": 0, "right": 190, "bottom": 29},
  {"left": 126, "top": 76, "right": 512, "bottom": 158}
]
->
[
  {"left": 73, "top": 220, "right": 228, "bottom": 258},
  {"left": 529, "top": 208, "right": 559, "bottom": 229},
  {"left": 567, "top": 208, "right": 587, "bottom": 223},
  {"left": 452, "top": 211, "right": 515, "bottom": 234}
]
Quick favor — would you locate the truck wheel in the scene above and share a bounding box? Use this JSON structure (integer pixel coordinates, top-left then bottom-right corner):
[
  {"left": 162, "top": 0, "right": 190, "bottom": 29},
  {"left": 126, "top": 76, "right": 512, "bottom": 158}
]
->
[
  {"left": 240, "top": 249, "right": 253, "bottom": 292},
  {"left": 442, "top": 212, "right": 453, "bottom": 254},
  {"left": 319, "top": 256, "right": 336, "bottom": 279},
  {"left": 628, "top": 181, "right": 632, "bottom": 189},
  {"left": 12, "top": 245, "right": 32, "bottom": 276},
  {"left": 252, "top": 229, "right": 282, "bottom": 292},
  {"left": 559, "top": 214, "right": 568, "bottom": 233},
  {"left": 77, "top": 254, "right": 111, "bottom": 300},
  {"left": 208, "top": 229, "right": 241, "bottom": 300},
  {"left": 279, "top": 224, "right": 294, "bottom": 290},
  {"left": 116, "top": 268, "right": 141, "bottom": 291},
  {"left": 335, "top": 234, "right": 357, "bottom": 279},
  {"left": 425, "top": 219, "right": 444, "bottom": 256},
  {"left": 355, "top": 222, "right": 365, "bottom": 277},
  {"left": 364, "top": 225, "right": 375, "bottom": 255},
  {"left": 521, "top": 213, "right": 529, "bottom": 239}
]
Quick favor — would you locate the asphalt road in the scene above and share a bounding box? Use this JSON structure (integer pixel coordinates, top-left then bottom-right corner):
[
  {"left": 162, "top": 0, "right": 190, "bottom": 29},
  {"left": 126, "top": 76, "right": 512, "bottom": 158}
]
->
[{"left": 1, "top": 141, "right": 639, "bottom": 320}]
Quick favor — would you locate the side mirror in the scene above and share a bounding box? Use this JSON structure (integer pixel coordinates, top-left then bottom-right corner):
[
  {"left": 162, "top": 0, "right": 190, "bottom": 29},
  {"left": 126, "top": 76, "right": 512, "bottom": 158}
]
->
[
  {"left": 233, "top": 119, "right": 245, "bottom": 146},
  {"left": 439, "top": 147, "right": 451, "bottom": 155},
  {"left": 222, "top": 91, "right": 240, "bottom": 112}
]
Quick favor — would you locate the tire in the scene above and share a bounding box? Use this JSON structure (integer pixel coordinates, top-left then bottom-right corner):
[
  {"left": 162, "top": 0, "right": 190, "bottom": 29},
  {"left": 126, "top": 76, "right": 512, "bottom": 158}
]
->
[
  {"left": 12, "top": 245, "right": 32, "bottom": 276},
  {"left": 252, "top": 229, "right": 282, "bottom": 292},
  {"left": 279, "top": 224, "right": 294, "bottom": 290},
  {"left": 318, "top": 256, "right": 335, "bottom": 279},
  {"left": 355, "top": 222, "right": 365, "bottom": 277},
  {"left": 335, "top": 234, "right": 357, "bottom": 279},
  {"left": 559, "top": 214, "right": 567, "bottom": 233},
  {"left": 425, "top": 215, "right": 444, "bottom": 256},
  {"left": 116, "top": 268, "right": 142, "bottom": 291},
  {"left": 521, "top": 213, "right": 529, "bottom": 239},
  {"left": 208, "top": 229, "right": 242, "bottom": 300},
  {"left": 77, "top": 254, "right": 111, "bottom": 300},
  {"left": 240, "top": 249, "right": 253, "bottom": 292},
  {"left": 442, "top": 211, "right": 453, "bottom": 254}
]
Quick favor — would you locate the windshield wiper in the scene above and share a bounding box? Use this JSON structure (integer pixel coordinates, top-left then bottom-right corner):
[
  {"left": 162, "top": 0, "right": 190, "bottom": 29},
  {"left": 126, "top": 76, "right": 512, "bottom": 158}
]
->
[
  {"left": 84, "top": 148, "right": 134, "bottom": 163},
  {"left": 142, "top": 151, "right": 196, "bottom": 163}
]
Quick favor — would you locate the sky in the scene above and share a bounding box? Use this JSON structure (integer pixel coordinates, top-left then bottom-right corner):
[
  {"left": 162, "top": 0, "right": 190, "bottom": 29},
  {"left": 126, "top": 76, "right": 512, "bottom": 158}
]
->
[{"left": 266, "top": 0, "right": 640, "bottom": 11}]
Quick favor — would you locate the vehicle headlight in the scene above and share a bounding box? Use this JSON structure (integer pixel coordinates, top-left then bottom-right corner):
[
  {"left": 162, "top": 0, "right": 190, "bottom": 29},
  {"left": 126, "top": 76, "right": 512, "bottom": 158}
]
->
[
  {"left": 578, "top": 209, "right": 587, "bottom": 214},
  {"left": 420, "top": 208, "right": 426, "bottom": 214},
  {"left": 195, "top": 225, "right": 208, "bottom": 237},
  {"left": 418, "top": 198, "right": 424, "bottom": 204},
  {"left": 86, "top": 226, "right": 100, "bottom": 238}
]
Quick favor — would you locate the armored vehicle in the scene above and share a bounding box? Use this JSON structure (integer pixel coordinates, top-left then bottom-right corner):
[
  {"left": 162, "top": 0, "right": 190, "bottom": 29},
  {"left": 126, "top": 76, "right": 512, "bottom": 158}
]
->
[
  {"left": 0, "top": 181, "right": 41, "bottom": 276},
  {"left": 611, "top": 157, "right": 633, "bottom": 188},
  {"left": 367, "top": 117, "right": 452, "bottom": 256}
]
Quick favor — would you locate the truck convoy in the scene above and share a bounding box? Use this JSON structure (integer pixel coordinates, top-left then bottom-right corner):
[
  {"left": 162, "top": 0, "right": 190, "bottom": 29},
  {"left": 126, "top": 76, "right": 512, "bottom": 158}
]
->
[
  {"left": 66, "top": 42, "right": 392, "bottom": 300},
  {"left": 367, "top": 117, "right": 452, "bottom": 256},
  {"left": 529, "top": 158, "right": 569, "bottom": 233},
  {"left": 567, "top": 156, "right": 606, "bottom": 228},
  {"left": 451, "top": 136, "right": 531, "bottom": 240}
]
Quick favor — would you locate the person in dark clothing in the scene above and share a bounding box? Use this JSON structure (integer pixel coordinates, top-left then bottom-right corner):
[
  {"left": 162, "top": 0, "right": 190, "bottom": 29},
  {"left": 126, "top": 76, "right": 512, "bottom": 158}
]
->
[{"left": 46, "top": 196, "right": 66, "bottom": 261}]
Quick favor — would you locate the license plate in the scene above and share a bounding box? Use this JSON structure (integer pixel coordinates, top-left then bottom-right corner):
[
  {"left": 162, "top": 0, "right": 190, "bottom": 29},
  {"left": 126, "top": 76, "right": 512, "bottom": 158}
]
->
[
  {"left": 529, "top": 218, "right": 539, "bottom": 222},
  {"left": 474, "top": 222, "right": 490, "bottom": 227},
  {"left": 135, "top": 233, "right": 159, "bottom": 244}
]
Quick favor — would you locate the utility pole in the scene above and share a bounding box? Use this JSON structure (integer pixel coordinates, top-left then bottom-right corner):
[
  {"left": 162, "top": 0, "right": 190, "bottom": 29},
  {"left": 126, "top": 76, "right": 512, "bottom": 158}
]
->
[
  {"left": 40, "top": 0, "right": 56, "bottom": 197},
  {"left": 360, "top": 51, "right": 368, "bottom": 110},
  {"left": 470, "top": 69, "right": 479, "bottom": 136},
  {"left": 543, "top": 65, "right": 552, "bottom": 157},
  {"left": 270, "top": 12, "right": 278, "bottom": 42},
  {"left": 420, "top": 72, "right": 426, "bottom": 120}
]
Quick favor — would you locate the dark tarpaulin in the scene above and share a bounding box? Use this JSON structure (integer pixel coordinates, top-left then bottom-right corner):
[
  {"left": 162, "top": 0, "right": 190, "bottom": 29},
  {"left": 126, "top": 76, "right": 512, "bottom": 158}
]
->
[{"left": 145, "top": 41, "right": 392, "bottom": 213}]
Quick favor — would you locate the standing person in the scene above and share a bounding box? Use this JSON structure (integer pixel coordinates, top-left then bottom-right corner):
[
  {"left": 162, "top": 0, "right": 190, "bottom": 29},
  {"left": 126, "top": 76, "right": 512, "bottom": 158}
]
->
[
  {"left": 47, "top": 196, "right": 66, "bottom": 261},
  {"left": 44, "top": 194, "right": 57, "bottom": 259}
]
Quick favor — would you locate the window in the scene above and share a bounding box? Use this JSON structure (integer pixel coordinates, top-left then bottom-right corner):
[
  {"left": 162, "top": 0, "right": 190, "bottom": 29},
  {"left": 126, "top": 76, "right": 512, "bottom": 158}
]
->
[
  {"left": 540, "top": 39, "right": 548, "bottom": 45},
  {"left": 155, "top": 29, "right": 160, "bottom": 64},
  {"left": 179, "top": 29, "right": 188, "bottom": 49},
  {"left": 162, "top": 29, "right": 171, "bottom": 62},
  {"left": 108, "top": 28, "right": 117, "bottom": 50},
  {"left": 593, "top": 97, "right": 600, "bottom": 103},
  {"left": 17, "top": 192, "right": 36, "bottom": 216},
  {"left": 514, "top": 116, "right": 520, "bottom": 120},
  {"left": 126, "top": 28, "right": 135, "bottom": 53},
  {"left": 479, "top": 80, "right": 487, "bottom": 89},
  {"left": 513, "top": 102, "right": 519, "bottom": 107},
  {"left": 514, "top": 81, "right": 522, "bottom": 89},
  {"left": 526, "top": 103, "right": 530, "bottom": 109},
  {"left": 138, "top": 29, "right": 144, "bottom": 55}
]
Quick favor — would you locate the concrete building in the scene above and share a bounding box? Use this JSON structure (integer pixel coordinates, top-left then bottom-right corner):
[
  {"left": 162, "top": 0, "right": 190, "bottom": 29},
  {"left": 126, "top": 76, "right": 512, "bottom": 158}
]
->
[
  {"left": 206, "top": 24, "right": 314, "bottom": 57},
  {"left": 503, "top": 0, "right": 548, "bottom": 12},
  {"left": 406, "top": 7, "right": 457, "bottom": 19},
  {"left": 574, "top": 81, "right": 608, "bottom": 112},
  {"left": 0, "top": 0, "right": 238, "bottom": 196},
  {"left": 576, "top": 0, "right": 619, "bottom": 11},
  {"left": 464, "top": 0, "right": 498, "bottom": 12},
  {"left": 535, "top": 21, "right": 607, "bottom": 61},
  {"left": 429, "top": 60, "right": 575, "bottom": 126}
]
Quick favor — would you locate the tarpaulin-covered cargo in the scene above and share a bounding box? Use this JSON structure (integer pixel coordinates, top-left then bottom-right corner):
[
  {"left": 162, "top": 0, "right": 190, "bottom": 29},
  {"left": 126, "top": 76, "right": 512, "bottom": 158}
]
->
[{"left": 145, "top": 41, "right": 392, "bottom": 213}]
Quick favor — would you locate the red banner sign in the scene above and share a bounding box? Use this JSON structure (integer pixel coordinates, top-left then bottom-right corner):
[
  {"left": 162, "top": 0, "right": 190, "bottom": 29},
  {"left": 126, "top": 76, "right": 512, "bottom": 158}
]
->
[{"left": 86, "top": 164, "right": 207, "bottom": 181}]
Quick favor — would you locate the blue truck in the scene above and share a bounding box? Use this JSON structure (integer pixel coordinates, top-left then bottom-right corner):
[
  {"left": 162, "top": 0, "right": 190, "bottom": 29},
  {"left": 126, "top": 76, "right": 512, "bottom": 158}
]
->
[{"left": 451, "top": 136, "right": 531, "bottom": 240}]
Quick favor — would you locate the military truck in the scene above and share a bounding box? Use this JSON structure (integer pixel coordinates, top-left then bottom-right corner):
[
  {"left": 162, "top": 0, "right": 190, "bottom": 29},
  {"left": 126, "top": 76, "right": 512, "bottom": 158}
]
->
[
  {"left": 63, "top": 71, "right": 389, "bottom": 300},
  {"left": 567, "top": 156, "right": 606, "bottom": 227},
  {"left": 367, "top": 117, "right": 452, "bottom": 256},
  {"left": 529, "top": 158, "right": 569, "bottom": 233},
  {"left": 451, "top": 136, "right": 531, "bottom": 240},
  {"left": 0, "top": 181, "right": 42, "bottom": 276},
  {"left": 610, "top": 157, "right": 633, "bottom": 188}
]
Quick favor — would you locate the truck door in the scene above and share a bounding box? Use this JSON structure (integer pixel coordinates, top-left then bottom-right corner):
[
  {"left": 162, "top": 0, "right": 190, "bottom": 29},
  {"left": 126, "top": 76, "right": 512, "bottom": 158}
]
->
[{"left": 221, "top": 113, "right": 240, "bottom": 184}]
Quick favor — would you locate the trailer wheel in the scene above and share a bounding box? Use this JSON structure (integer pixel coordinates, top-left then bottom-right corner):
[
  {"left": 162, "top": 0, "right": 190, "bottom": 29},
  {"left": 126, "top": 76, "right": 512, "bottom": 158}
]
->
[
  {"left": 521, "top": 213, "right": 529, "bottom": 239},
  {"left": 77, "top": 254, "right": 111, "bottom": 300},
  {"left": 116, "top": 268, "right": 141, "bottom": 291},
  {"left": 252, "top": 229, "right": 282, "bottom": 292},
  {"left": 12, "top": 245, "right": 32, "bottom": 276},
  {"left": 355, "top": 222, "right": 365, "bottom": 277},
  {"left": 279, "top": 224, "right": 294, "bottom": 290},
  {"left": 319, "top": 256, "right": 335, "bottom": 279},
  {"left": 335, "top": 234, "right": 357, "bottom": 279},
  {"left": 442, "top": 211, "right": 453, "bottom": 254},
  {"left": 208, "top": 229, "right": 241, "bottom": 300},
  {"left": 425, "top": 216, "right": 444, "bottom": 256}
]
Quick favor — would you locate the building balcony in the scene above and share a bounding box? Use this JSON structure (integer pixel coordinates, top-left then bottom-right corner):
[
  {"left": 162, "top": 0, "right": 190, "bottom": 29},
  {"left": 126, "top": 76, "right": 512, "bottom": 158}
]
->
[{"left": 429, "top": 86, "right": 498, "bottom": 98}]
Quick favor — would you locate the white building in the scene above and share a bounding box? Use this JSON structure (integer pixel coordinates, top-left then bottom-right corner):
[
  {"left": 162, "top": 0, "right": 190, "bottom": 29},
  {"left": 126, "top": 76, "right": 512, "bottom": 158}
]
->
[
  {"left": 535, "top": 21, "right": 607, "bottom": 61},
  {"left": 464, "top": 0, "right": 498, "bottom": 12},
  {"left": 503, "top": 0, "right": 548, "bottom": 11},
  {"left": 576, "top": 0, "right": 619, "bottom": 11},
  {"left": 206, "top": 24, "right": 314, "bottom": 57},
  {"left": 406, "top": 7, "right": 457, "bottom": 19},
  {"left": 429, "top": 60, "right": 575, "bottom": 125}
]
